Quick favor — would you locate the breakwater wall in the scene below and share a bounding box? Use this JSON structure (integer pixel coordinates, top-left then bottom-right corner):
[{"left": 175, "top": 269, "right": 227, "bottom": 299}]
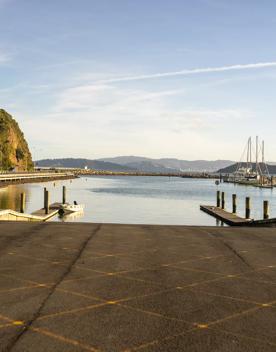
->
[{"left": 0, "top": 172, "right": 77, "bottom": 187}]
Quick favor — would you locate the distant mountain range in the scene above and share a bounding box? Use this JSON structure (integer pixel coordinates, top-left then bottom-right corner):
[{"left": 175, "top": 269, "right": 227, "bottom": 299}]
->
[
  {"left": 36, "top": 158, "right": 136, "bottom": 172},
  {"left": 98, "top": 156, "right": 234, "bottom": 172},
  {"left": 36, "top": 157, "right": 235, "bottom": 173}
]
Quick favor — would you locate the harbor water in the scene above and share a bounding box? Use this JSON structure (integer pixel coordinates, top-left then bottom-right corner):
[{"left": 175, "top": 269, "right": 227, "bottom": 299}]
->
[{"left": 0, "top": 176, "right": 275, "bottom": 225}]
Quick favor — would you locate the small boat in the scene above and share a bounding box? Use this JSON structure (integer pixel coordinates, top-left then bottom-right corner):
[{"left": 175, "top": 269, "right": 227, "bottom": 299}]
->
[{"left": 58, "top": 202, "right": 84, "bottom": 215}]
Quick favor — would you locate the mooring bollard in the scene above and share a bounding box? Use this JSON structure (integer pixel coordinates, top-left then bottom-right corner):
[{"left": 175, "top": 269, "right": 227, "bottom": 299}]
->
[
  {"left": 20, "top": 192, "right": 26, "bottom": 213},
  {"left": 232, "top": 194, "right": 237, "bottom": 214},
  {"left": 62, "top": 186, "right": 66, "bottom": 204},
  {"left": 245, "top": 197, "right": 251, "bottom": 219},
  {"left": 263, "top": 200, "right": 269, "bottom": 220},
  {"left": 221, "top": 192, "right": 225, "bottom": 209},
  {"left": 217, "top": 191, "right": 221, "bottom": 208},
  {"left": 45, "top": 190, "right": 49, "bottom": 215}
]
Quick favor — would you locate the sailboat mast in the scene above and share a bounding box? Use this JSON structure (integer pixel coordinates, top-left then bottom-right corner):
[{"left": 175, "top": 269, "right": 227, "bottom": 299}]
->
[
  {"left": 249, "top": 137, "right": 252, "bottom": 167},
  {"left": 256, "top": 135, "right": 259, "bottom": 173},
  {"left": 246, "top": 137, "right": 250, "bottom": 167}
]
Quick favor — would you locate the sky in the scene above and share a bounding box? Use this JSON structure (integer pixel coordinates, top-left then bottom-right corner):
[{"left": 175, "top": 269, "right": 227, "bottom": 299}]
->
[{"left": 1, "top": 0, "right": 276, "bottom": 161}]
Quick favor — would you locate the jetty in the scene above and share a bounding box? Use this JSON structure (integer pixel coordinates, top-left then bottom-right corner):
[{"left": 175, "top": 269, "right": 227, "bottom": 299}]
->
[
  {"left": 200, "top": 205, "right": 251, "bottom": 226},
  {"left": 1, "top": 222, "right": 276, "bottom": 351},
  {"left": 201, "top": 191, "right": 276, "bottom": 227}
]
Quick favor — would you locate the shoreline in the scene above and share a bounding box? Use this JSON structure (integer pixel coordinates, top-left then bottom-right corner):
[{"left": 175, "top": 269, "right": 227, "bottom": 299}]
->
[{"left": 0, "top": 174, "right": 77, "bottom": 188}]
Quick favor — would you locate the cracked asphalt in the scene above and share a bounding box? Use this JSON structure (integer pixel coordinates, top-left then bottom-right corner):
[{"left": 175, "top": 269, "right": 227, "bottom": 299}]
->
[{"left": 1, "top": 222, "right": 276, "bottom": 351}]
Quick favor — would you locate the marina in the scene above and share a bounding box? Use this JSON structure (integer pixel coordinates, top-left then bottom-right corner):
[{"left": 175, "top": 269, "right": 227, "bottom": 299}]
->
[
  {"left": 222, "top": 136, "right": 275, "bottom": 188},
  {"left": 0, "top": 176, "right": 275, "bottom": 225}
]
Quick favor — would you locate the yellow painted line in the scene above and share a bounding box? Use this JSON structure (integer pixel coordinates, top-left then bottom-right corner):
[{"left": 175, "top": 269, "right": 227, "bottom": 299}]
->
[
  {"left": 37, "top": 302, "right": 108, "bottom": 321},
  {"left": 0, "top": 272, "right": 49, "bottom": 286},
  {"left": 118, "top": 303, "right": 190, "bottom": 324},
  {"left": 209, "top": 326, "right": 276, "bottom": 348},
  {"left": 116, "top": 287, "right": 178, "bottom": 304},
  {"left": 31, "top": 327, "right": 100, "bottom": 352},
  {"left": 0, "top": 285, "right": 45, "bottom": 294},
  {"left": 55, "top": 287, "right": 105, "bottom": 302},
  {"left": 4, "top": 252, "right": 69, "bottom": 266},
  {"left": 62, "top": 275, "right": 104, "bottom": 284},
  {"left": 208, "top": 306, "right": 263, "bottom": 327},
  {"left": 169, "top": 264, "right": 226, "bottom": 276},
  {"left": 124, "top": 326, "right": 198, "bottom": 352},
  {"left": 115, "top": 274, "right": 163, "bottom": 286},
  {"left": 190, "top": 287, "right": 262, "bottom": 305},
  {"left": 12, "top": 320, "right": 24, "bottom": 326}
]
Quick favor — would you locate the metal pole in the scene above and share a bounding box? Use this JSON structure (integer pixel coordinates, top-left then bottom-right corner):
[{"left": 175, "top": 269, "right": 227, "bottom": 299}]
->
[
  {"left": 245, "top": 197, "right": 251, "bottom": 219},
  {"left": 217, "top": 191, "right": 221, "bottom": 208},
  {"left": 263, "top": 200, "right": 269, "bottom": 220},
  {"left": 20, "top": 193, "right": 26, "bottom": 213},
  {"left": 232, "top": 194, "right": 237, "bottom": 214}
]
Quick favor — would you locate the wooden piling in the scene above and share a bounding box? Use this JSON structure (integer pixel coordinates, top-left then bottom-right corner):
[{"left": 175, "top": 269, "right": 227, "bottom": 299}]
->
[
  {"left": 45, "top": 190, "right": 49, "bottom": 215},
  {"left": 221, "top": 192, "right": 225, "bottom": 209},
  {"left": 20, "top": 193, "right": 26, "bottom": 213},
  {"left": 232, "top": 194, "right": 237, "bottom": 214},
  {"left": 62, "top": 186, "right": 66, "bottom": 204},
  {"left": 263, "top": 200, "right": 269, "bottom": 219},
  {"left": 245, "top": 197, "right": 251, "bottom": 219},
  {"left": 44, "top": 187, "right": 47, "bottom": 210},
  {"left": 217, "top": 191, "right": 221, "bottom": 208}
]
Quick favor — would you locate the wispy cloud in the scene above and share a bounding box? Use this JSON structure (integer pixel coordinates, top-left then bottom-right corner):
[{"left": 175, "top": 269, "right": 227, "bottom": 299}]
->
[
  {"left": 97, "top": 62, "right": 276, "bottom": 84},
  {"left": 0, "top": 53, "right": 11, "bottom": 64}
]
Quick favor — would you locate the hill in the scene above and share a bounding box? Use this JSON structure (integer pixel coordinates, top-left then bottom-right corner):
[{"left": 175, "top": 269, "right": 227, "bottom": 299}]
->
[
  {"left": 217, "top": 162, "right": 276, "bottom": 175},
  {"left": 0, "top": 109, "right": 33, "bottom": 171},
  {"left": 36, "top": 158, "right": 137, "bottom": 172},
  {"left": 99, "top": 156, "right": 234, "bottom": 172},
  {"left": 36, "top": 157, "right": 235, "bottom": 173}
]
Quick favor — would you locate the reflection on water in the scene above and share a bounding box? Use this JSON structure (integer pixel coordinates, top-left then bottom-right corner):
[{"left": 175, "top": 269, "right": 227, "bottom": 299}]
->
[
  {"left": 0, "top": 185, "right": 31, "bottom": 212},
  {"left": 0, "top": 176, "right": 275, "bottom": 225},
  {"left": 58, "top": 210, "right": 84, "bottom": 222}
]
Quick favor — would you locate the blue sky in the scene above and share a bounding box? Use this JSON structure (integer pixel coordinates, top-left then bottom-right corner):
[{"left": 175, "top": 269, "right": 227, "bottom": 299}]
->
[{"left": 1, "top": 0, "right": 276, "bottom": 160}]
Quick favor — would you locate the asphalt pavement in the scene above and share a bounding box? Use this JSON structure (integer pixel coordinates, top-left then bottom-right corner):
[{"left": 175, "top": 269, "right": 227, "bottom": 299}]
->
[{"left": 0, "top": 222, "right": 276, "bottom": 351}]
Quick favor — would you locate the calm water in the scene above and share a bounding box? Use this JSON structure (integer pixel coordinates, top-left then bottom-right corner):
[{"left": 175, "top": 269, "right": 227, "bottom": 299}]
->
[{"left": 0, "top": 176, "right": 275, "bottom": 225}]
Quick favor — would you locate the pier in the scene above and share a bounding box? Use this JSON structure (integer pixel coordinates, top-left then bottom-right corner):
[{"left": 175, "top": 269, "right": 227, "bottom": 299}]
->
[
  {"left": 200, "top": 205, "right": 251, "bottom": 226},
  {"left": 201, "top": 191, "right": 276, "bottom": 226},
  {"left": 1, "top": 222, "right": 276, "bottom": 351}
]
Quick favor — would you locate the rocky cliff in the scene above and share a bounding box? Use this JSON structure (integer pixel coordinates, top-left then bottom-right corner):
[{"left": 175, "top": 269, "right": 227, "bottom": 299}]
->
[{"left": 0, "top": 109, "right": 33, "bottom": 171}]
